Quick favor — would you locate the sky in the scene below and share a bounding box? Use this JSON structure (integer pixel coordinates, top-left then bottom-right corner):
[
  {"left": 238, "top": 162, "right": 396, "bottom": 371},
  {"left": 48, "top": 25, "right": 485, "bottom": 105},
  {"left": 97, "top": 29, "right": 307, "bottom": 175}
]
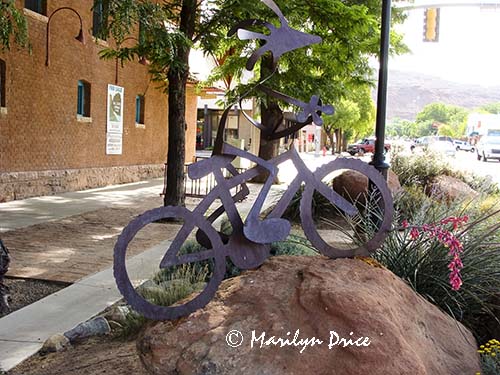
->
[{"left": 390, "top": 1, "right": 500, "bottom": 86}]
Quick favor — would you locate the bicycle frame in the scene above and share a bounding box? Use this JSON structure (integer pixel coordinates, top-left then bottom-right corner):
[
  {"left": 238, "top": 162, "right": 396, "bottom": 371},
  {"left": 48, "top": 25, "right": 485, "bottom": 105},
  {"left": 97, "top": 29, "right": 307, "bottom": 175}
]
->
[{"left": 160, "top": 142, "right": 358, "bottom": 268}]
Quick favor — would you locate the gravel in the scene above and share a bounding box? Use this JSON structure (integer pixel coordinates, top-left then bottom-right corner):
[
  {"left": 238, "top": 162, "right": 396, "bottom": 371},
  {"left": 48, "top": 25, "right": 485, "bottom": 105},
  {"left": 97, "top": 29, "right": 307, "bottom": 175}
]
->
[{"left": 0, "top": 278, "right": 68, "bottom": 318}]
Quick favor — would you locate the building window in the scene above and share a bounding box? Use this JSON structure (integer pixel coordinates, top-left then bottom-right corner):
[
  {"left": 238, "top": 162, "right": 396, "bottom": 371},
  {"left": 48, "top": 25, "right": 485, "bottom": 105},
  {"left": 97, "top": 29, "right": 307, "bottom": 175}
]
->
[
  {"left": 24, "top": 0, "right": 47, "bottom": 15},
  {"left": 92, "top": 0, "right": 106, "bottom": 39},
  {"left": 0, "top": 60, "right": 5, "bottom": 107},
  {"left": 77, "top": 80, "right": 91, "bottom": 117},
  {"left": 135, "top": 95, "right": 145, "bottom": 124}
]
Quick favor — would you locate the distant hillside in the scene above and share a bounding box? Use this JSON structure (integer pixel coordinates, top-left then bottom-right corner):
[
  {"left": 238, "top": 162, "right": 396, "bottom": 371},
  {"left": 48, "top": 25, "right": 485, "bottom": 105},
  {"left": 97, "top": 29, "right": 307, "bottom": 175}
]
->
[{"left": 375, "top": 70, "right": 500, "bottom": 121}]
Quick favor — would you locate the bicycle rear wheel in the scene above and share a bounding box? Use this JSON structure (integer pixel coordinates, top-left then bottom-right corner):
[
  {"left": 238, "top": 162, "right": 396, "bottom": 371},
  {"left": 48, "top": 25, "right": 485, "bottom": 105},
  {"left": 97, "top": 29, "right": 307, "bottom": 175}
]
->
[
  {"left": 114, "top": 206, "right": 226, "bottom": 321},
  {"left": 300, "top": 158, "right": 393, "bottom": 258}
]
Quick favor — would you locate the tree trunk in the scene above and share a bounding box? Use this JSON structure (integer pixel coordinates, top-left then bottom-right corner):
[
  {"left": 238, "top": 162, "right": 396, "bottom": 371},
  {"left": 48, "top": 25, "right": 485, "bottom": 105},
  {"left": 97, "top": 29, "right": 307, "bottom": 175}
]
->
[
  {"left": 342, "top": 131, "right": 348, "bottom": 152},
  {"left": 253, "top": 54, "right": 282, "bottom": 183},
  {"left": 326, "top": 132, "right": 335, "bottom": 155},
  {"left": 163, "top": 0, "right": 197, "bottom": 207},
  {"left": 334, "top": 129, "right": 341, "bottom": 153}
]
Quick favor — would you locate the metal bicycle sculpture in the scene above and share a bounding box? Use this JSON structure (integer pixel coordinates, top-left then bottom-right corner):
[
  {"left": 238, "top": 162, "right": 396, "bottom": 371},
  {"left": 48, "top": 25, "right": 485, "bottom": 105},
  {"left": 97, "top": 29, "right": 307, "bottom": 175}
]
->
[{"left": 114, "top": 0, "right": 394, "bottom": 321}]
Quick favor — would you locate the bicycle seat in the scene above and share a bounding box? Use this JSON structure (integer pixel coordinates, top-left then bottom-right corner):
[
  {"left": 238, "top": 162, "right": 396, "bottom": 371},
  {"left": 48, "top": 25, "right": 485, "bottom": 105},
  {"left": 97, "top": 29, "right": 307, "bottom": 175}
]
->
[
  {"left": 188, "top": 155, "right": 235, "bottom": 179},
  {"left": 244, "top": 217, "right": 291, "bottom": 244}
]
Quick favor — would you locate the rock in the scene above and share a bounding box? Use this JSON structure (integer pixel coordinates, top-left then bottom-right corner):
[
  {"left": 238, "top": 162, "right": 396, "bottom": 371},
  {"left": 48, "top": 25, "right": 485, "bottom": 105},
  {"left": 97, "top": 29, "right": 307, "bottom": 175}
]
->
[
  {"left": 40, "top": 334, "right": 70, "bottom": 355},
  {"left": 332, "top": 169, "right": 402, "bottom": 205},
  {"left": 425, "top": 175, "right": 478, "bottom": 202},
  {"left": 63, "top": 316, "right": 110, "bottom": 343},
  {"left": 138, "top": 256, "right": 480, "bottom": 375},
  {"left": 104, "top": 305, "right": 131, "bottom": 325}
]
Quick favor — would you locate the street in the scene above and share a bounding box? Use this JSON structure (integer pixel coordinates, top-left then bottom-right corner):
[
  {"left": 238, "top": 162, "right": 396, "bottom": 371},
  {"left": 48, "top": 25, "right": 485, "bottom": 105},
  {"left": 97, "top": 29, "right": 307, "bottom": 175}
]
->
[{"left": 449, "top": 150, "right": 500, "bottom": 187}]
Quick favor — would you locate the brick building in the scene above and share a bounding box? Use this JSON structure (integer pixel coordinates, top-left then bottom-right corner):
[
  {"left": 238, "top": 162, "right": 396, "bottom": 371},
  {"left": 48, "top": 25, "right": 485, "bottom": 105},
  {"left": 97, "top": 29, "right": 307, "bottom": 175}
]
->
[{"left": 0, "top": 0, "right": 197, "bottom": 201}]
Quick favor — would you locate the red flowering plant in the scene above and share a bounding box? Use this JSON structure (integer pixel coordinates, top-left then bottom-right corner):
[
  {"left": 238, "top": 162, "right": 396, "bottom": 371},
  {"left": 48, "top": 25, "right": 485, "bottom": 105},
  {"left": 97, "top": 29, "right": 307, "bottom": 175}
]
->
[{"left": 401, "top": 216, "right": 469, "bottom": 291}]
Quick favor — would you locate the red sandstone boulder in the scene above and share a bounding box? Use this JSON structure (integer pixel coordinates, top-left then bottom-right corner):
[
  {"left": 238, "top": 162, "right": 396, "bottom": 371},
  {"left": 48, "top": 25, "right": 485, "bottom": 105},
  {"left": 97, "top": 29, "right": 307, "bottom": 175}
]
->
[
  {"left": 138, "top": 256, "right": 480, "bottom": 375},
  {"left": 425, "top": 175, "right": 478, "bottom": 202},
  {"left": 332, "top": 169, "right": 402, "bottom": 205}
]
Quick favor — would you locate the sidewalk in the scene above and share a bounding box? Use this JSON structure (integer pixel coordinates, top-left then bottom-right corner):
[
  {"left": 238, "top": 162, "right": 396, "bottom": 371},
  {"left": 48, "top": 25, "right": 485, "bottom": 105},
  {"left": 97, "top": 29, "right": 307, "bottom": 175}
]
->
[
  {"left": 0, "top": 178, "right": 286, "bottom": 371},
  {"left": 0, "top": 178, "right": 165, "bottom": 233}
]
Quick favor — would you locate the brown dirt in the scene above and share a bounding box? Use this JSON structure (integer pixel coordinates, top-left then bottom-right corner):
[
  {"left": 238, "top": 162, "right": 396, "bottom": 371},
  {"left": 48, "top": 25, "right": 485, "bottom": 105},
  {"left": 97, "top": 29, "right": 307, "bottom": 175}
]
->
[{"left": 8, "top": 336, "right": 148, "bottom": 375}]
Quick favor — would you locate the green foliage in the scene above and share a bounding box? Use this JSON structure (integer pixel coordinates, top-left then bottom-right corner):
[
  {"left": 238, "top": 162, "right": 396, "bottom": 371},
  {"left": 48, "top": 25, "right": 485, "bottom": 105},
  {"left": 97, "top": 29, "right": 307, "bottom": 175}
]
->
[
  {"left": 478, "top": 102, "right": 500, "bottom": 115},
  {"left": 322, "top": 85, "right": 375, "bottom": 145},
  {"left": 270, "top": 234, "right": 317, "bottom": 256},
  {"left": 0, "top": 0, "right": 29, "bottom": 51},
  {"left": 391, "top": 149, "right": 499, "bottom": 195},
  {"left": 415, "top": 102, "right": 469, "bottom": 139},
  {"left": 386, "top": 118, "right": 418, "bottom": 138},
  {"left": 202, "top": 0, "right": 408, "bottom": 117},
  {"left": 94, "top": 0, "right": 192, "bottom": 91},
  {"left": 391, "top": 149, "right": 455, "bottom": 188},
  {"left": 335, "top": 185, "right": 500, "bottom": 341},
  {"left": 117, "top": 263, "right": 208, "bottom": 338},
  {"left": 282, "top": 184, "right": 338, "bottom": 223}
]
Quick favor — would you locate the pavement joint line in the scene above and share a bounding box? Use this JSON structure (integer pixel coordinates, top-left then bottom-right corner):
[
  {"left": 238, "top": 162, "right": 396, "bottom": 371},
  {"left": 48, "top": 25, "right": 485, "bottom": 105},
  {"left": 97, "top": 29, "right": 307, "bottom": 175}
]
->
[{"left": 0, "top": 339, "right": 41, "bottom": 344}]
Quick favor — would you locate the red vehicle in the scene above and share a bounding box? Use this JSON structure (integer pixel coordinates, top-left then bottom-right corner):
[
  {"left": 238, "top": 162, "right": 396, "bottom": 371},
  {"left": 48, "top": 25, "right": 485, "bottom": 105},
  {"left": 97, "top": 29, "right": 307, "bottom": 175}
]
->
[{"left": 347, "top": 138, "right": 391, "bottom": 155}]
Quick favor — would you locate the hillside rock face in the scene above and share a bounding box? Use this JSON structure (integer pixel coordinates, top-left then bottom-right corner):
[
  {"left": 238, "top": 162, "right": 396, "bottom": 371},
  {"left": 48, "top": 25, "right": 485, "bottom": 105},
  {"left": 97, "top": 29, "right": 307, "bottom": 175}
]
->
[
  {"left": 138, "top": 256, "right": 480, "bottom": 375},
  {"left": 381, "top": 70, "right": 500, "bottom": 121}
]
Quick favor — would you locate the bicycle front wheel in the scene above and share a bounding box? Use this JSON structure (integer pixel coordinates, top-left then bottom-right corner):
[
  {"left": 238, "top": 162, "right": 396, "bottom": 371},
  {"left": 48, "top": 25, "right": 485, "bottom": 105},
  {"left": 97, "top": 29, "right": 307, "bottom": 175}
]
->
[
  {"left": 300, "top": 158, "right": 393, "bottom": 258},
  {"left": 114, "top": 206, "right": 226, "bottom": 321}
]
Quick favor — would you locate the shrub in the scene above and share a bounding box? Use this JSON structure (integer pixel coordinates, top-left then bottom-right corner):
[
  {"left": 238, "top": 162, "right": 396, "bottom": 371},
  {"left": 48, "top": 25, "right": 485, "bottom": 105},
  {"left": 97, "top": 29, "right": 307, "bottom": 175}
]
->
[
  {"left": 282, "top": 185, "right": 337, "bottom": 222},
  {"left": 391, "top": 149, "right": 499, "bottom": 195},
  {"left": 117, "top": 264, "right": 208, "bottom": 338},
  {"left": 348, "top": 188, "right": 500, "bottom": 341},
  {"left": 479, "top": 339, "right": 500, "bottom": 375},
  {"left": 391, "top": 150, "right": 454, "bottom": 188}
]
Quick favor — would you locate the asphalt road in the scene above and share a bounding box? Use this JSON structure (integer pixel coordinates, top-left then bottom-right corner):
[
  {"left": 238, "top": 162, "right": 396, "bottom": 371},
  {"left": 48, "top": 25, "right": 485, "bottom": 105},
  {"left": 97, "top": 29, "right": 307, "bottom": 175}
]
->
[{"left": 450, "top": 150, "right": 500, "bottom": 187}]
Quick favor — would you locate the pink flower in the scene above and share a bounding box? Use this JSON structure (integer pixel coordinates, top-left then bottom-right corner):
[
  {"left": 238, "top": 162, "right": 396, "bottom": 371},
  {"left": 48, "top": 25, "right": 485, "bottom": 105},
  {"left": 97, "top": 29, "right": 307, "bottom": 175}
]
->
[{"left": 403, "top": 215, "right": 467, "bottom": 291}]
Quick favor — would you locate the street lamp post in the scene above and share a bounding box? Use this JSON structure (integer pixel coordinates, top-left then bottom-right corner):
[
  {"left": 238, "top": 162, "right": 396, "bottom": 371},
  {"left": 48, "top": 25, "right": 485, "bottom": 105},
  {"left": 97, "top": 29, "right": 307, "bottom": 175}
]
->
[
  {"left": 371, "top": 0, "right": 392, "bottom": 179},
  {"left": 45, "top": 7, "right": 85, "bottom": 67}
]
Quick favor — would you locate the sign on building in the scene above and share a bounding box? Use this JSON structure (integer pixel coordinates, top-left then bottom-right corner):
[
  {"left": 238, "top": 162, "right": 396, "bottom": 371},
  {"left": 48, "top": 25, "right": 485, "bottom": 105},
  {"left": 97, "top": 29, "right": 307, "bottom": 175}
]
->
[{"left": 106, "top": 84, "right": 124, "bottom": 155}]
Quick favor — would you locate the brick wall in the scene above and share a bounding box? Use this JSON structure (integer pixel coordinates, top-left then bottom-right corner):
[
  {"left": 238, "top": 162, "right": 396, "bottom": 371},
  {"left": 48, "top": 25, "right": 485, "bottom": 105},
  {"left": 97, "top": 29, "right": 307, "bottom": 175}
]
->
[{"left": 0, "top": 0, "right": 196, "bottom": 200}]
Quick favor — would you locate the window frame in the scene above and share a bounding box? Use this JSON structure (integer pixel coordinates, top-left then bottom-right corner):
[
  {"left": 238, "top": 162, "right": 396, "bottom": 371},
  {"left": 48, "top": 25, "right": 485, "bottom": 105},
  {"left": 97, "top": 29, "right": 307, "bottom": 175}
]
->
[
  {"left": 92, "top": 0, "right": 106, "bottom": 39},
  {"left": 135, "top": 95, "right": 145, "bottom": 125},
  {"left": 24, "top": 0, "right": 47, "bottom": 16},
  {"left": 77, "top": 80, "right": 91, "bottom": 118}
]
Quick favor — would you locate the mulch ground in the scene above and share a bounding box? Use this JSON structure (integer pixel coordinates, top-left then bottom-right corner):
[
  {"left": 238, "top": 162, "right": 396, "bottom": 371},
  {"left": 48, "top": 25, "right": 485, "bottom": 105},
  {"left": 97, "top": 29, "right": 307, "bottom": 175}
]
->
[
  {"left": 1, "top": 196, "right": 201, "bottom": 283},
  {"left": 8, "top": 336, "right": 147, "bottom": 375}
]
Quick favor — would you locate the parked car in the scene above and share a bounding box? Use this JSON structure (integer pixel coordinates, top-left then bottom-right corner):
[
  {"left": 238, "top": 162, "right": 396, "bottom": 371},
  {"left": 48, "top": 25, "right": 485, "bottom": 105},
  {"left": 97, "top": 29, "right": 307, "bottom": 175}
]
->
[
  {"left": 428, "top": 139, "right": 456, "bottom": 157},
  {"left": 476, "top": 136, "right": 500, "bottom": 162},
  {"left": 411, "top": 136, "right": 455, "bottom": 157},
  {"left": 453, "top": 139, "right": 475, "bottom": 152},
  {"left": 347, "top": 138, "right": 391, "bottom": 155}
]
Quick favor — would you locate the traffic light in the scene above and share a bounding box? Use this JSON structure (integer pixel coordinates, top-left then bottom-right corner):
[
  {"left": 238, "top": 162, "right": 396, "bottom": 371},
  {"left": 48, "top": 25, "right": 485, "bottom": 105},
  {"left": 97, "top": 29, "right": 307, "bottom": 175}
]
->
[{"left": 423, "top": 8, "right": 440, "bottom": 42}]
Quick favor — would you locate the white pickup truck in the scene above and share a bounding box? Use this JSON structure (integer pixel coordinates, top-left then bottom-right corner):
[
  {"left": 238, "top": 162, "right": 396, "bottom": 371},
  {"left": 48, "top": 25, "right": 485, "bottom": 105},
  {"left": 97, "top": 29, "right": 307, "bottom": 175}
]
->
[{"left": 453, "top": 140, "right": 475, "bottom": 152}]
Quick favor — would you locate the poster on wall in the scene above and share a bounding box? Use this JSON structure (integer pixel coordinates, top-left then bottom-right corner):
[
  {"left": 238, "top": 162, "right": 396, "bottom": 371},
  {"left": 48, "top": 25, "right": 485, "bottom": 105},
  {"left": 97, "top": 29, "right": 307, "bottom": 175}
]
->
[
  {"left": 106, "top": 133, "right": 123, "bottom": 155},
  {"left": 107, "top": 84, "right": 124, "bottom": 134}
]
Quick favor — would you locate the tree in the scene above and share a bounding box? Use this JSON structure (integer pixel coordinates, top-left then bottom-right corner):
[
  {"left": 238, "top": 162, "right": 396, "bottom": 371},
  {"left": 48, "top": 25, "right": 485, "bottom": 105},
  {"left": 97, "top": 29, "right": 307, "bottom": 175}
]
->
[
  {"left": 478, "top": 102, "right": 500, "bottom": 114},
  {"left": 202, "top": 0, "right": 408, "bottom": 163},
  {"left": 415, "top": 102, "right": 468, "bottom": 139},
  {"left": 95, "top": 0, "right": 217, "bottom": 207},
  {"left": 386, "top": 118, "right": 417, "bottom": 138},
  {"left": 0, "top": 0, "right": 29, "bottom": 51},
  {"left": 322, "top": 85, "right": 375, "bottom": 153}
]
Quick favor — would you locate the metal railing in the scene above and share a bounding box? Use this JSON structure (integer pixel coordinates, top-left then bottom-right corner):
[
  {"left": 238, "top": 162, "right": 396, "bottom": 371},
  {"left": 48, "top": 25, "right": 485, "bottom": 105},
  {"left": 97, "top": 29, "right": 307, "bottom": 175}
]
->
[{"left": 162, "top": 158, "right": 247, "bottom": 198}]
